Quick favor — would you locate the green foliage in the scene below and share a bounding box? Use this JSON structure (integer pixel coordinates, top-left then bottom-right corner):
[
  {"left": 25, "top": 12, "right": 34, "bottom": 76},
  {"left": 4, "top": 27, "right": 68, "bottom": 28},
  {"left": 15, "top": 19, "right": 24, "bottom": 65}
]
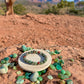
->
[{"left": 14, "top": 4, "right": 26, "bottom": 15}]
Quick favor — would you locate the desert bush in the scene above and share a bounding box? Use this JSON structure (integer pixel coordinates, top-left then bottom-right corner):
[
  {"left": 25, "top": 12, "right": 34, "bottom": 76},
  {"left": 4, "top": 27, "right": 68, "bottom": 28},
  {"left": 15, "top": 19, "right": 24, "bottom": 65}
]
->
[{"left": 14, "top": 4, "right": 26, "bottom": 15}]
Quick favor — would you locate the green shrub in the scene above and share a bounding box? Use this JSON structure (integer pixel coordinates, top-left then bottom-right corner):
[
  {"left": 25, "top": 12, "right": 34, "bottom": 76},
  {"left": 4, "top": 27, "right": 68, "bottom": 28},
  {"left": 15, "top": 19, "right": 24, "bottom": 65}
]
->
[{"left": 14, "top": 4, "right": 26, "bottom": 15}]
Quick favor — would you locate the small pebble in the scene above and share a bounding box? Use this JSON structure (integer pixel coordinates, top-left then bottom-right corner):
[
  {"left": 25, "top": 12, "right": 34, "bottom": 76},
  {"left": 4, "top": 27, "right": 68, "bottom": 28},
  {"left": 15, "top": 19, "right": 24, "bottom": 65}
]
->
[
  {"left": 47, "top": 75, "right": 53, "bottom": 80},
  {"left": 54, "top": 58, "right": 59, "bottom": 63}
]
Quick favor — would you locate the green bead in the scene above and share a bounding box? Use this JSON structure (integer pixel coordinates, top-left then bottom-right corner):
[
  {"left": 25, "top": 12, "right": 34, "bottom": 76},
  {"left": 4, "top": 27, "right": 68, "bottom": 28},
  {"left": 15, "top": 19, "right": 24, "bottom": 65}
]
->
[
  {"left": 61, "top": 70, "right": 66, "bottom": 75},
  {"left": 17, "top": 71, "right": 21, "bottom": 75},
  {"left": 38, "top": 71, "right": 42, "bottom": 75},
  {"left": 59, "top": 80, "right": 66, "bottom": 84},
  {"left": 70, "top": 59, "right": 74, "bottom": 62},
  {"left": 37, "top": 77, "right": 43, "bottom": 81},
  {"left": 41, "top": 70, "right": 46, "bottom": 74},
  {"left": 66, "top": 79, "right": 73, "bottom": 84},
  {"left": 16, "top": 79, "right": 24, "bottom": 84},
  {"left": 35, "top": 80, "right": 40, "bottom": 84},
  {"left": 1, "top": 60, "right": 5, "bottom": 64},
  {"left": 17, "top": 76, "right": 25, "bottom": 80},
  {"left": 47, "top": 75, "right": 53, "bottom": 80},
  {"left": 13, "top": 66, "right": 17, "bottom": 70},
  {"left": 25, "top": 76, "right": 30, "bottom": 79},
  {"left": 4, "top": 57, "right": 9, "bottom": 61},
  {"left": 54, "top": 50, "right": 60, "bottom": 54},
  {"left": 65, "top": 71, "right": 71, "bottom": 77},
  {"left": 26, "top": 47, "right": 32, "bottom": 51},
  {"left": 58, "top": 73, "right": 65, "bottom": 80},
  {"left": 13, "top": 53, "right": 18, "bottom": 58},
  {"left": 22, "top": 45, "right": 27, "bottom": 52},
  {"left": 50, "top": 64, "right": 56, "bottom": 70},
  {"left": 9, "top": 63, "right": 15, "bottom": 67},
  {"left": 49, "top": 52, "right": 56, "bottom": 55},
  {"left": 10, "top": 55, "right": 13, "bottom": 58},
  {"left": 64, "top": 75, "right": 69, "bottom": 79},
  {"left": 58, "top": 56, "right": 63, "bottom": 59},
  {"left": 59, "top": 60, "right": 64, "bottom": 64},
  {"left": 54, "top": 58, "right": 59, "bottom": 63},
  {"left": 56, "top": 64, "right": 62, "bottom": 70}
]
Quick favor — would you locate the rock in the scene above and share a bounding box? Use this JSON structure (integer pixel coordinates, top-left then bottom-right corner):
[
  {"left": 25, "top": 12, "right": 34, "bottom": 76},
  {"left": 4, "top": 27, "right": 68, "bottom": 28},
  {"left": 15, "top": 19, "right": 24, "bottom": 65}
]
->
[
  {"left": 30, "top": 72, "right": 39, "bottom": 82},
  {"left": 0, "top": 64, "right": 8, "bottom": 74},
  {"left": 47, "top": 75, "right": 53, "bottom": 80},
  {"left": 49, "top": 64, "right": 56, "bottom": 70}
]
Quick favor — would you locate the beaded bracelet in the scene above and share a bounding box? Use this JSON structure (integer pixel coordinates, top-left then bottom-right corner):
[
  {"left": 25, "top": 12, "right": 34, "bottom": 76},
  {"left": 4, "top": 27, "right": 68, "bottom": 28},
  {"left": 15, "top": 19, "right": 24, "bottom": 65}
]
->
[{"left": 23, "top": 50, "right": 47, "bottom": 65}]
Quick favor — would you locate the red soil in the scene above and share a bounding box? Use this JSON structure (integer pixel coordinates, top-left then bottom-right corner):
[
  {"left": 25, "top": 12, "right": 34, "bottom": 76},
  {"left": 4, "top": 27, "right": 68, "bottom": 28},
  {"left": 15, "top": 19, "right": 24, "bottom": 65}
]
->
[
  {"left": 0, "top": 14, "right": 84, "bottom": 84},
  {"left": 0, "top": 14, "right": 84, "bottom": 49}
]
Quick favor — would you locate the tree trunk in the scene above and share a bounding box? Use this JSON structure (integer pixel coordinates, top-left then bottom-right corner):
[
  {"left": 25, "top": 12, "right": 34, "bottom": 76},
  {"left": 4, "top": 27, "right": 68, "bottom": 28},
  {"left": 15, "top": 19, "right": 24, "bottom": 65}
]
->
[{"left": 5, "top": 0, "right": 16, "bottom": 15}]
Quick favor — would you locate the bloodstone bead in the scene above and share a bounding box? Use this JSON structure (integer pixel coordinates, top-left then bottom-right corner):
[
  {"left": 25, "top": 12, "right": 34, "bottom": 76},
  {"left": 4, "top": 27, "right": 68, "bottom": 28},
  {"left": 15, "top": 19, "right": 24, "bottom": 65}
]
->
[
  {"left": 37, "top": 77, "right": 43, "bottom": 81},
  {"left": 65, "top": 71, "right": 71, "bottom": 77},
  {"left": 61, "top": 70, "right": 66, "bottom": 75},
  {"left": 1, "top": 60, "right": 5, "bottom": 64},
  {"left": 50, "top": 64, "right": 56, "bottom": 70},
  {"left": 66, "top": 79, "right": 73, "bottom": 84}
]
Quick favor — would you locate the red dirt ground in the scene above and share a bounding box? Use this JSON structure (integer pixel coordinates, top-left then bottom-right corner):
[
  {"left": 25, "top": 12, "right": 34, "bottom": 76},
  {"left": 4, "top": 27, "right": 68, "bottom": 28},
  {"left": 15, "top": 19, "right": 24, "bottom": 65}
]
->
[
  {"left": 0, "top": 14, "right": 84, "bottom": 84},
  {"left": 0, "top": 14, "right": 84, "bottom": 49}
]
